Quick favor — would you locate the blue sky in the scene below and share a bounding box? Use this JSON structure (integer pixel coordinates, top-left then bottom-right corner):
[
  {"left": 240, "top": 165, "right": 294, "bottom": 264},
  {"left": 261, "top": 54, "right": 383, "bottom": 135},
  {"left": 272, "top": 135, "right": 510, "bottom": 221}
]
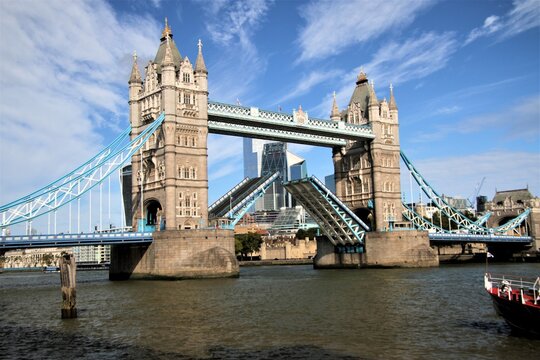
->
[{"left": 1, "top": 0, "right": 539, "bottom": 213}]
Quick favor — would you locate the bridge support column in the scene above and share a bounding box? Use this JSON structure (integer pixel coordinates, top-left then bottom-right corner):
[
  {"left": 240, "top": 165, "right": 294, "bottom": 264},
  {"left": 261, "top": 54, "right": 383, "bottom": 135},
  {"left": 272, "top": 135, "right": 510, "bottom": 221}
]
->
[
  {"left": 109, "top": 229, "right": 239, "bottom": 280},
  {"left": 314, "top": 231, "right": 438, "bottom": 269}
]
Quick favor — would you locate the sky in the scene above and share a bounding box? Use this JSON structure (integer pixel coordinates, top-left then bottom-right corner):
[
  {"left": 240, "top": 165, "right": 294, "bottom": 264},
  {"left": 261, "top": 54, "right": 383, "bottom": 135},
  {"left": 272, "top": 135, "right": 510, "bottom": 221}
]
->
[{"left": 0, "top": 0, "right": 539, "bottom": 228}]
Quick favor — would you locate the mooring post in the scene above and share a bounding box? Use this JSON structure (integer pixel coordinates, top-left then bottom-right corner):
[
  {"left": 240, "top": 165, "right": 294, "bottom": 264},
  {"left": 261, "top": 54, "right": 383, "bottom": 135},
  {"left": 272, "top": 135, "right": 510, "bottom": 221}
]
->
[{"left": 59, "top": 253, "right": 77, "bottom": 319}]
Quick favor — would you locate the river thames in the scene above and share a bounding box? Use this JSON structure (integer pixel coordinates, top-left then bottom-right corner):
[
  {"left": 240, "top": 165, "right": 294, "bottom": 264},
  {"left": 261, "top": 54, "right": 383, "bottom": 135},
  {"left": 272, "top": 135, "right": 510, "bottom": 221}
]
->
[{"left": 1, "top": 263, "right": 538, "bottom": 359}]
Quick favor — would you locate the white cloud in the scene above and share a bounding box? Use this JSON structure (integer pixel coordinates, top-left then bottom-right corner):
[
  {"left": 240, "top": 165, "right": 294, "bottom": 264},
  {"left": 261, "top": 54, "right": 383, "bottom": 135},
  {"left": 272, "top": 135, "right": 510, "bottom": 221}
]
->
[
  {"left": 200, "top": 0, "right": 273, "bottom": 103},
  {"left": 272, "top": 69, "right": 344, "bottom": 106},
  {"left": 363, "top": 32, "right": 458, "bottom": 87},
  {"left": 465, "top": 15, "right": 502, "bottom": 44},
  {"left": 409, "top": 151, "right": 540, "bottom": 200},
  {"left": 465, "top": 0, "right": 540, "bottom": 45},
  {"left": 297, "top": 0, "right": 431, "bottom": 62},
  {"left": 413, "top": 94, "right": 540, "bottom": 143},
  {"left": 207, "top": 134, "right": 244, "bottom": 181},
  {"left": 309, "top": 32, "right": 458, "bottom": 118},
  {"left": 0, "top": 0, "right": 161, "bottom": 204}
]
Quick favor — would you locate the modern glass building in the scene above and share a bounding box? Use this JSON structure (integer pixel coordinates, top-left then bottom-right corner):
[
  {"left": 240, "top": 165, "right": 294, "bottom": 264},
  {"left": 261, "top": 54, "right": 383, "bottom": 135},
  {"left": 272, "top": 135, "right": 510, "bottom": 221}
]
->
[{"left": 243, "top": 138, "right": 307, "bottom": 211}]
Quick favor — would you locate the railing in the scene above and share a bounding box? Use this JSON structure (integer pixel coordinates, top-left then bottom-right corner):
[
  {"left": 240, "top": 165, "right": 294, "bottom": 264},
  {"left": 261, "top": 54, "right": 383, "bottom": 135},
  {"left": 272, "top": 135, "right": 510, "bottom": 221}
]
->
[
  {"left": 485, "top": 273, "right": 540, "bottom": 304},
  {"left": 208, "top": 101, "right": 374, "bottom": 138}
]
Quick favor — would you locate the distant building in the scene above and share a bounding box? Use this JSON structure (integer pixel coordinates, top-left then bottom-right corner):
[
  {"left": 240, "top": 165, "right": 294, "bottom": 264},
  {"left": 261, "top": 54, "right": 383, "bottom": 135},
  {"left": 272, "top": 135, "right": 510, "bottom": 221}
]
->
[
  {"left": 485, "top": 188, "right": 540, "bottom": 250},
  {"left": 243, "top": 138, "right": 274, "bottom": 178},
  {"left": 243, "top": 139, "right": 308, "bottom": 211},
  {"left": 442, "top": 195, "right": 470, "bottom": 211},
  {"left": 324, "top": 174, "right": 336, "bottom": 194},
  {"left": 269, "top": 206, "right": 318, "bottom": 235},
  {"left": 72, "top": 245, "right": 111, "bottom": 264}
]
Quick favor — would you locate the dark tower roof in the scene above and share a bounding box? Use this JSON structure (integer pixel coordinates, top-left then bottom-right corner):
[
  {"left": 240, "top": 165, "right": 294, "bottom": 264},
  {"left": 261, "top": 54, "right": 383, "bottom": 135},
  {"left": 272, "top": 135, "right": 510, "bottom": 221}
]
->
[
  {"left": 153, "top": 19, "right": 182, "bottom": 73},
  {"left": 345, "top": 70, "right": 372, "bottom": 119}
]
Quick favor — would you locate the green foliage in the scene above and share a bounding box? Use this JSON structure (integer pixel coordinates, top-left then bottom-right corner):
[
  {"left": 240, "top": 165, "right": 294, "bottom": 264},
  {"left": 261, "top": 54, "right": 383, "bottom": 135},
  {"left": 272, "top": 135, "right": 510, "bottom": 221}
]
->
[
  {"left": 296, "top": 227, "right": 319, "bottom": 240},
  {"left": 234, "top": 232, "right": 263, "bottom": 260},
  {"left": 42, "top": 253, "right": 54, "bottom": 266},
  {"left": 429, "top": 210, "right": 478, "bottom": 230}
]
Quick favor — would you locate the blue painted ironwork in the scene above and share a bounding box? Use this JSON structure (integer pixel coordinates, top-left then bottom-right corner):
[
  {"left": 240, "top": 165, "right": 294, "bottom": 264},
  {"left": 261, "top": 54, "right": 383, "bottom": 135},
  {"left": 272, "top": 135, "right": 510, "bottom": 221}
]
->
[
  {"left": 211, "top": 172, "right": 281, "bottom": 229},
  {"left": 0, "top": 126, "right": 132, "bottom": 211},
  {"left": 207, "top": 101, "right": 375, "bottom": 146},
  {"left": 284, "top": 176, "right": 368, "bottom": 245},
  {"left": 428, "top": 233, "right": 531, "bottom": 243},
  {"left": 1, "top": 112, "right": 166, "bottom": 228},
  {"left": 0, "top": 232, "right": 153, "bottom": 250},
  {"left": 475, "top": 212, "right": 492, "bottom": 226},
  {"left": 400, "top": 151, "right": 530, "bottom": 235},
  {"left": 208, "top": 177, "right": 252, "bottom": 215}
]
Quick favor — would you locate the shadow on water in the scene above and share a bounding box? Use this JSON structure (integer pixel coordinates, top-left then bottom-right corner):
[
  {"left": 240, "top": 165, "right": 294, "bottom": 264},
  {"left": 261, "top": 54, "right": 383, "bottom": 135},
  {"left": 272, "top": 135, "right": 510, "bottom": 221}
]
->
[{"left": 0, "top": 325, "right": 365, "bottom": 360}]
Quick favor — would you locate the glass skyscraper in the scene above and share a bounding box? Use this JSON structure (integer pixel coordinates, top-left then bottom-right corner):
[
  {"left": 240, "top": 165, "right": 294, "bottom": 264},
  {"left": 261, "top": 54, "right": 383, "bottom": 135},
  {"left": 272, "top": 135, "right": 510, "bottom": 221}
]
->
[{"left": 243, "top": 138, "right": 307, "bottom": 211}]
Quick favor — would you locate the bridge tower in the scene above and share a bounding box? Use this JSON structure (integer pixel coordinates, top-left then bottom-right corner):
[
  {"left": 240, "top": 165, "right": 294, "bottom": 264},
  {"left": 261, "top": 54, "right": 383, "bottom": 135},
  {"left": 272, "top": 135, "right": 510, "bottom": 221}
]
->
[
  {"left": 111, "top": 20, "right": 238, "bottom": 280},
  {"left": 129, "top": 22, "right": 209, "bottom": 231},
  {"left": 332, "top": 71, "right": 402, "bottom": 231}
]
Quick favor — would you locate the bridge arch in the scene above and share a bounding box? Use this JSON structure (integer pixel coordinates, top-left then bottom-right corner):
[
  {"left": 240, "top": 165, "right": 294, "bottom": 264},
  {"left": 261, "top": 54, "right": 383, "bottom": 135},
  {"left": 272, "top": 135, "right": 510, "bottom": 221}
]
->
[{"left": 145, "top": 199, "right": 162, "bottom": 227}]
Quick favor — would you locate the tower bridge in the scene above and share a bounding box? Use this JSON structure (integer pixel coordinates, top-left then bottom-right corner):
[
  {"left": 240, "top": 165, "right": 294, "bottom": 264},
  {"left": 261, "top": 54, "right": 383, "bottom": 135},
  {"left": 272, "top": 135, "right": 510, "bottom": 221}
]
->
[{"left": 1, "top": 21, "right": 536, "bottom": 277}]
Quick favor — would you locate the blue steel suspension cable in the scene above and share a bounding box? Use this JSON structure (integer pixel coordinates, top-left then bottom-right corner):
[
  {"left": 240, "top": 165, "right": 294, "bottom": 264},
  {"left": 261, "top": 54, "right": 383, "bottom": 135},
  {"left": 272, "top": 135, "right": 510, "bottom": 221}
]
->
[
  {"left": 1, "top": 113, "right": 165, "bottom": 227},
  {"left": 0, "top": 126, "right": 131, "bottom": 211}
]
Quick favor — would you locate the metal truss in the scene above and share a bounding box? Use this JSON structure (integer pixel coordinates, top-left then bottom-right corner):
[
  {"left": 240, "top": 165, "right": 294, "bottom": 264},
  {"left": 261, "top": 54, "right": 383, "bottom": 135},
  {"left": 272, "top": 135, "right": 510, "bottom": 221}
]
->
[
  {"left": 208, "top": 120, "right": 346, "bottom": 147},
  {"left": 402, "top": 204, "right": 530, "bottom": 243},
  {"left": 1, "top": 113, "right": 166, "bottom": 228},
  {"left": 400, "top": 151, "right": 530, "bottom": 235},
  {"left": 208, "top": 177, "right": 252, "bottom": 214},
  {"left": 284, "top": 176, "right": 369, "bottom": 245},
  {"left": 475, "top": 212, "right": 492, "bottom": 226},
  {"left": 401, "top": 203, "right": 446, "bottom": 233},
  {"left": 213, "top": 172, "right": 281, "bottom": 229},
  {"left": 208, "top": 101, "right": 375, "bottom": 145},
  {"left": 0, "top": 126, "right": 131, "bottom": 211}
]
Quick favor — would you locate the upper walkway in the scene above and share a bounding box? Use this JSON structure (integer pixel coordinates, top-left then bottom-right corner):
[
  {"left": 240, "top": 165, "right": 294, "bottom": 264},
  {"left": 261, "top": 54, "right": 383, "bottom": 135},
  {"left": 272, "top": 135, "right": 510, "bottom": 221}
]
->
[{"left": 207, "top": 101, "right": 374, "bottom": 147}]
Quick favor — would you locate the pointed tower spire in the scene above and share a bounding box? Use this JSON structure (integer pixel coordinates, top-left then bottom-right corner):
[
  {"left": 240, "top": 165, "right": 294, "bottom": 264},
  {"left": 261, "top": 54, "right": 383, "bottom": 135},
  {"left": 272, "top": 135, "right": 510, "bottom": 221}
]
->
[
  {"left": 162, "top": 35, "right": 174, "bottom": 66},
  {"left": 195, "top": 39, "right": 208, "bottom": 74},
  {"left": 368, "top": 80, "right": 378, "bottom": 107},
  {"left": 129, "top": 51, "right": 142, "bottom": 84},
  {"left": 331, "top": 91, "right": 340, "bottom": 121},
  {"left": 389, "top": 83, "right": 398, "bottom": 110},
  {"left": 161, "top": 17, "right": 172, "bottom": 40}
]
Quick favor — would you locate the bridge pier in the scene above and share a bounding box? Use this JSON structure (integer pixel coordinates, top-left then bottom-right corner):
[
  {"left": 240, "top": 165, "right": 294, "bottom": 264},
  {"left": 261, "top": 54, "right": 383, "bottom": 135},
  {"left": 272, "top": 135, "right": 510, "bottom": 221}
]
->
[
  {"left": 109, "top": 229, "right": 238, "bottom": 280},
  {"left": 314, "top": 231, "right": 438, "bottom": 269}
]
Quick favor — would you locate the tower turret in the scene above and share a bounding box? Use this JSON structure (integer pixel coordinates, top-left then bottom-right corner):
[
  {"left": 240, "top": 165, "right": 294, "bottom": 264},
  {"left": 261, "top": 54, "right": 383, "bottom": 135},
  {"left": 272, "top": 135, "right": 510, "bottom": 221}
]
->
[
  {"left": 129, "top": 51, "right": 142, "bottom": 129},
  {"left": 368, "top": 81, "right": 379, "bottom": 122},
  {"left": 388, "top": 84, "right": 398, "bottom": 122},
  {"left": 330, "top": 91, "right": 341, "bottom": 121}
]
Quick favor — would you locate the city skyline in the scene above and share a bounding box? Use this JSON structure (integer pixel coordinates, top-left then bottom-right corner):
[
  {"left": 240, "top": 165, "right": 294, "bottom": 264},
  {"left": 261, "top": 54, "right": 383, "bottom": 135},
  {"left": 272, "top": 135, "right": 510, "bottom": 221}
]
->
[{"left": 0, "top": 0, "right": 539, "bottom": 209}]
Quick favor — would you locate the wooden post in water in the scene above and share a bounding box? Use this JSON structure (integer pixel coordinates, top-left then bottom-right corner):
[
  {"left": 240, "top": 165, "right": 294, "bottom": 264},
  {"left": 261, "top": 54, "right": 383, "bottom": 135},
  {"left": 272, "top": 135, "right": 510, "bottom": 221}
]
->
[{"left": 59, "top": 253, "right": 77, "bottom": 319}]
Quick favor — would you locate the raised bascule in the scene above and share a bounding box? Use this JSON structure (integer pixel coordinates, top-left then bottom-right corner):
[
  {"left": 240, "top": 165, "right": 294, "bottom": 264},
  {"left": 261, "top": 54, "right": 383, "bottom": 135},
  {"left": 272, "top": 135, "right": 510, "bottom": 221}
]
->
[{"left": 1, "top": 21, "right": 537, "bottom": 278}]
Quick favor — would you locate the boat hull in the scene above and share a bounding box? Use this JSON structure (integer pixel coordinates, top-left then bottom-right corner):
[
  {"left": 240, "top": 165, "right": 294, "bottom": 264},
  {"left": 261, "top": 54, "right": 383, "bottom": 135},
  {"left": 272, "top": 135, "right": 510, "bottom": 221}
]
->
[{"left": 488, "top": 292, "right": 540, "bottom": 336}]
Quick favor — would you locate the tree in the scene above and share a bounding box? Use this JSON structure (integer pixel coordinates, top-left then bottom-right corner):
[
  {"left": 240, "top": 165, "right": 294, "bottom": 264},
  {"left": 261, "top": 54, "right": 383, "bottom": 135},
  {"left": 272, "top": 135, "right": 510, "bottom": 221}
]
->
[
  {"left": 296, "top": 227, "right": 319, "bottom": 240},
  {"left": 234, "top": 232, "right": 263, "bottom": 260}
]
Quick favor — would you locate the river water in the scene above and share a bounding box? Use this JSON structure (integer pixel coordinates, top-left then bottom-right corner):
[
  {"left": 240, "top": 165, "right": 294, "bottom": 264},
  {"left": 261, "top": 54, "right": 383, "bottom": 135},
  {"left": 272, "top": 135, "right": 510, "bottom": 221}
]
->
[{"left": 1, "top": 263, "right": 538, "bottom": 359}]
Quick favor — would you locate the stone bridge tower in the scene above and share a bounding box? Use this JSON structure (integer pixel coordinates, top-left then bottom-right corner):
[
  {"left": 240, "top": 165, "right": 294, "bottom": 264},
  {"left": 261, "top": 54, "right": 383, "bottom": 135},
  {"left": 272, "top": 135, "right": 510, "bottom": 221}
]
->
[
  {"left": 129, "top": 21, "right": 209, "bottom": 231},
  {"left": 110, "top": 21, "right": 238, "bottom": 280},
  {"left": 332, "top": 71, "right": 402, "bottom": 231}
]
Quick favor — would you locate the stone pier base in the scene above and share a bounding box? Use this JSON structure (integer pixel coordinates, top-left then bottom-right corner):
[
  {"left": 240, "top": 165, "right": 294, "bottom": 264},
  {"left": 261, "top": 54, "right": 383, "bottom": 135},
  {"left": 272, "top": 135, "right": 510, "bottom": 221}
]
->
[
  {"left": 109, "top": 229, "right": 239, "bottom": 280},
  {"left": 314, "top": 230, "right": 439, "bottom": 269}
]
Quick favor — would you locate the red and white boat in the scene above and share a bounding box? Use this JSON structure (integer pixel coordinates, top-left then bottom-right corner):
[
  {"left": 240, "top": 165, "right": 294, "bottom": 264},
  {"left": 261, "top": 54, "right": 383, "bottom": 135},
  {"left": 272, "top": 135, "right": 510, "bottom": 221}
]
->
[{"left": 484, "top": 272, "right": 540, "bottom": 336}]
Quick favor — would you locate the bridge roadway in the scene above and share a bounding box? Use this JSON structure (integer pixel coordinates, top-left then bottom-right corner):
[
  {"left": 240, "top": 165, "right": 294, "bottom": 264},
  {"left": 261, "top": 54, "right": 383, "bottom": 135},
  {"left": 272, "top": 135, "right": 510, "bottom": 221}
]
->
[
  {"left": 0, "top": 231, "right": 531, "bottom": 252},
  {"left": 0, "top": 232, "right": 153, "bottom": 250},
  {"left": 427, "top": 233, "right": 532, "bottom": 243}
]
